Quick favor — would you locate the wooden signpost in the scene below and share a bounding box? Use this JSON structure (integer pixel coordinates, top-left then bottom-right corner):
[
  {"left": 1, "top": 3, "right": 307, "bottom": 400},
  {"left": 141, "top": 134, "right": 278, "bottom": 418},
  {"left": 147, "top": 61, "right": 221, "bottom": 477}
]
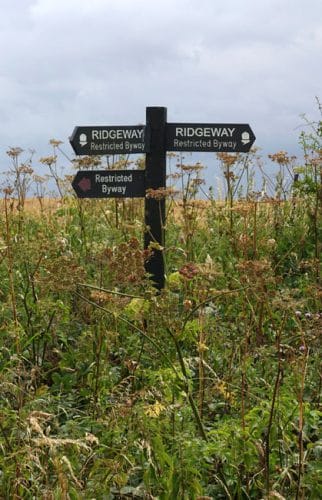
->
[{"left": 70, "top": 107, "right": 255, "bottom": 289}]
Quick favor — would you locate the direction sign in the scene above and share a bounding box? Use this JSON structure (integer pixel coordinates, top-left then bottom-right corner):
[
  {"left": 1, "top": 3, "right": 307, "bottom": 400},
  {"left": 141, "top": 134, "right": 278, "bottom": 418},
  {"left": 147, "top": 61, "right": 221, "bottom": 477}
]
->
[
  {"left": 70, "top": 126, "right": 146, "bottom": 156},
  {"left": 72, "top": 170, "right": 145, "bottom": 198},
  {"left": 166, "top": 123, "right": 255, "bottom": 153},
  {"left": 70, "top": 108, "right": 256, "bottom": 289}
]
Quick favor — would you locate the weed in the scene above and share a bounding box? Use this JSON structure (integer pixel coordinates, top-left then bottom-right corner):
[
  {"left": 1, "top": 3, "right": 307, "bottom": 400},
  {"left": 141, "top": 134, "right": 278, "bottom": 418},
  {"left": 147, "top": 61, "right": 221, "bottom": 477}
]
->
[{"left": 0, "top": 109, "right": 321, "bottom": 498}]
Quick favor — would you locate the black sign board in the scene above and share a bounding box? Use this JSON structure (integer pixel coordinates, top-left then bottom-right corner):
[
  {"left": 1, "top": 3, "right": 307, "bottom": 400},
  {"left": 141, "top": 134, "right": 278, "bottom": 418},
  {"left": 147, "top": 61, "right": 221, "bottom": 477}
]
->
[
  {"left": 72, "top": 170, "right": 145, "bottom": 198},
  {"left": 70, "top": 126, "right": 146, "bottom": 156},
  {"left": 70, "top": 109, "right": 256, "bottom": 289},
  {"left": 166, "top": 123, "right": 255, "bottom": 153}
]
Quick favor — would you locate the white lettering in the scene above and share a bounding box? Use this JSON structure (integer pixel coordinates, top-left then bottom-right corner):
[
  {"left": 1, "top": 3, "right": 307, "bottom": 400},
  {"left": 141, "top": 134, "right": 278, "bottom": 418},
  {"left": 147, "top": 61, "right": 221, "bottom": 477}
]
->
[
  {"left": 102, "top": 185, "right": 127, "bottom": 196},
  {"left": 174, "top": 126, "right": 236, "bottom": 139},
  {"left": 91, "top": 128, "right": 144, "bottom": 141}
]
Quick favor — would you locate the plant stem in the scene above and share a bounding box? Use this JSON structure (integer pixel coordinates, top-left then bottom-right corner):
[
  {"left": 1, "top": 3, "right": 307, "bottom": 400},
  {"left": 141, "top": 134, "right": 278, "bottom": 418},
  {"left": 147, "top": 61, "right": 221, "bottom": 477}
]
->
[
  {"left": 167, "top": 328, "right": 208, "bottom": 441},
  {"left": 198, "top": 308, "right": 206, "bottom": 419},
  {"left": 74, "top": 291, "right": 180, "bottom": 380},
  {"left": 4, "top": 195, "right": 18, "bottom": 329},
  {"left": 253, "top": 201, "right": 257, "bottom": 259},
  {"left": 296, "top": 347, "right": 309, "bottom": 500},
  {"left": 264, "top": 324, "right": 283, "bottom": 496}
]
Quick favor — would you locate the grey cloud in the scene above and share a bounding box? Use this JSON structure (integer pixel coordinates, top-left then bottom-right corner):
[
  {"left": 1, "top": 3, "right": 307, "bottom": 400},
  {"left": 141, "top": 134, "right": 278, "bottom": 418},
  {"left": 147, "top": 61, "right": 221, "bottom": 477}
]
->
[{"left": 0, "top": 0, "right": 321, "bottom": 175}]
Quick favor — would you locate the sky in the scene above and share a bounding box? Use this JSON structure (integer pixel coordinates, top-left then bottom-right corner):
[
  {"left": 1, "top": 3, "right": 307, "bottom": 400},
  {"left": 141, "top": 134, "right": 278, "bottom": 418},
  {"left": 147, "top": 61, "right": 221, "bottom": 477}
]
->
[{"left": 0, "top": 0, "right": 321, "bottom": 190}]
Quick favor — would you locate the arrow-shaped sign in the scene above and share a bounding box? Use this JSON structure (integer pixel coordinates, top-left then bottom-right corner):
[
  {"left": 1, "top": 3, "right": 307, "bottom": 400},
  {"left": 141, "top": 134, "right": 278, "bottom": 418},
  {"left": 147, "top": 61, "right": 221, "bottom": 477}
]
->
[
  {"left": 70, "top": 126, "right": 146, "bottom": 156},
  {"left": 72, "top": 170, "right": 146, "bottom": 198},
  {"left": 166, "top": 123, "right": 256, "bottom": 153}
]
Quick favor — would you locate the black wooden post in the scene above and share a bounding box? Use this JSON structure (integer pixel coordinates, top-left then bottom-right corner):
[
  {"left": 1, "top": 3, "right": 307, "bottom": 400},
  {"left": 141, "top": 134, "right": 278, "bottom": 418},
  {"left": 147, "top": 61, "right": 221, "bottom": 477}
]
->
[{"left": 144, "top": 107, "right": 167, "bottom": 289}]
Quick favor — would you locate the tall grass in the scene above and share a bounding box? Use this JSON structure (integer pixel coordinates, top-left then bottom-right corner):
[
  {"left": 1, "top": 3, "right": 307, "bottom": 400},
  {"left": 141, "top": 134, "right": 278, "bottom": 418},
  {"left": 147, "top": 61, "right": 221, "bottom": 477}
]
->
[{"left": 0, "top": 114, "right": 321, "bottom": 498}]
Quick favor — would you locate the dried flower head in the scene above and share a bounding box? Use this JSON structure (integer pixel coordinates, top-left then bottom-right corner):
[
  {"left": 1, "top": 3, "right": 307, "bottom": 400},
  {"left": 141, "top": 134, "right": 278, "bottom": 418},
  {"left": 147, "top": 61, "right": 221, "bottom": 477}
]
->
[
  {"left": 179, "top": 262, "right": 199, "bottom": 279},
  {"left": 33, "top": 175, "right": 47, "bottom": 183},
  {"left": 146, "top": 187, "right": 178, "bottom": 200},
  {"left": 6, "top": 147, "right": 23, "bottom": 158},
  {"left": 178, "top": 162, "right": 204, "bottom": 173},
  {"left": 39, "top": 156, "right": 57, "bottom": 166},
  {"left": 18, "top": 164, "right": 34, "bottom": 175},
  {"left": 72, "top": 156, "right": 102, "bottom": 169},
  {"left": 3, "top": 186, "right": 14, "bottom": 196},
  {"left": 268, "top": 151, "right": 296, "bottom": 165},
  {"left": 49, "top": 138, "right": 63, "bottom": 147},
  {"left": 217, "top": 152, "right": 239, "bottom": 167}
]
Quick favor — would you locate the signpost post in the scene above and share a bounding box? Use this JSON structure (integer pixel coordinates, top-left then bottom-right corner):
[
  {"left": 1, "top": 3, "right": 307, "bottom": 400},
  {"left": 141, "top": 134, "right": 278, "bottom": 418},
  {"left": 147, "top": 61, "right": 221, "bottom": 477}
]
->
[
  {"left": 144, "top": 107, "right": 167, "bottom": 289},
  {"left": 70, "top": 108, "right": 256, "bottom": 289}
]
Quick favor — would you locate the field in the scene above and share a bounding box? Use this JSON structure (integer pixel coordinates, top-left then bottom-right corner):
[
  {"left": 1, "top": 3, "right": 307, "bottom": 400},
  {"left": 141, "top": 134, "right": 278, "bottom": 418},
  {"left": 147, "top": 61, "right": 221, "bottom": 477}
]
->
[{"left": 0, "top": 139, "right": 321, "bottom": 498}]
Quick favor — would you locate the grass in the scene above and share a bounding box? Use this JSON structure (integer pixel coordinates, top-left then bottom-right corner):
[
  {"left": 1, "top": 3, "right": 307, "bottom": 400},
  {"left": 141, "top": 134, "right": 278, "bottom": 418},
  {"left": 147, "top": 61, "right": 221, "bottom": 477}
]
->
[{"left": 0, "top": 124, "right": 321, "bottom": 498}]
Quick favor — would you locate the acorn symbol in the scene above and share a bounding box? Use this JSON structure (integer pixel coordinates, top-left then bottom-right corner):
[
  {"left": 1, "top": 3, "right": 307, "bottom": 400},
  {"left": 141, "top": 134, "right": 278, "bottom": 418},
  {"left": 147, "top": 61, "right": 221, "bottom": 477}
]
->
[
  {"left": 241, "top": 131, "right": 250, "bottom": 145},
  {"left": 79, "top": 133, "right": 87, "bottom": 147}
]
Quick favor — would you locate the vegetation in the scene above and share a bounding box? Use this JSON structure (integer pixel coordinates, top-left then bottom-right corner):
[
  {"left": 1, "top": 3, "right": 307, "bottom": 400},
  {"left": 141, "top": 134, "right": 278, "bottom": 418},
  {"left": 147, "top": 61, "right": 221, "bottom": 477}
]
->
[{"left": 0, "top": 111, "right": 321, "bottom": 499}]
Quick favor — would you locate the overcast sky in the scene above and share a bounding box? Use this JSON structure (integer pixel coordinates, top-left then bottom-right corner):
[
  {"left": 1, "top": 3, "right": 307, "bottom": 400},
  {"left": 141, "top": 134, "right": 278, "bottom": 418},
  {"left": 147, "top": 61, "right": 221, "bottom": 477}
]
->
[{"left": 0, "top": 0, "right": 321, "bottom": 183}]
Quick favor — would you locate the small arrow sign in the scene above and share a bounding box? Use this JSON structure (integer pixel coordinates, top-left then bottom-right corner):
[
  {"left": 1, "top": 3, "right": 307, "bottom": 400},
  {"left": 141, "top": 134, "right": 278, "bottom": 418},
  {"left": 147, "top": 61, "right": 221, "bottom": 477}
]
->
[
  {"left": 70, "top": 126, "right": 146, "bottom": 156},
  {"left": 72, "top": 170, "right": 146, "bottom": 198},
  {"left": 166, "top": 123, "right": 256, "bottom": 153}
]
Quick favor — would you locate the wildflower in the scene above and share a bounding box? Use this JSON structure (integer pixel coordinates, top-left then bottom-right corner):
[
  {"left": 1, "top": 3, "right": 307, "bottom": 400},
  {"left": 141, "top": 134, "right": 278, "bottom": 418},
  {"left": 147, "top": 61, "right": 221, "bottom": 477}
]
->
[
  {"left": 183, "top": 299, "right": 193, "bottom": 311},
  {"left": 0, "top": 237, "right": 7, "bottom": 251},
  {"left": 3, "top": 187, "right": 14, "bottom": 196},
  {"left": 179, "top": 263, "right": 199, "bottom": 279},
  {"left": 191, "top": 178, "right": 205, "bottom": 186},
  {"left": 268, "top": 151, "right": 296, "bottom": 165},
  {"left": 198, "top": 342, "right": 209, "bottom": 352},
  {"left": 167, "top": 271, "right": 182, "bottom": 290},
  {"left": 18, "top": 164, "right": 33, "bottom": 175},
  {"left": 146, "top": 187, "right": 178, "bottom": 200},
  {"left": 49, "top": 139, "right": 63, "bottom": 147},
  {"left": 33, "top": 175, "right": 47, "bottom": 183},
  {"left": 178, "top": 161, "right": 204, "bottom": 173},
  {"left": 39, "top": 155, "right": 57, "bottom": 166},
  {"left": 215, "top": 380, "right": 234, "bottom": 403},
  {"left": 124, "top": 298, "right": 150, "bottom": 321},
  {"left": 72, "top": 156, "right": 102, "bottom": 169},
  {"left": 217, "top": 152, "right": 239, "bottom": 167},
  {"left": 148, "top": 241, "right": 164, "bottom": 252},
  {"left": 124, "top": 359, "right": 139, "bottom": 372},
  {"left": 145, "top": 401, "right": 166, "bottom": 417},
  {"left": 6, "top": 147, "right": 23, "bottom": 158},
  {"left": 267, "top": 238, "right": 276, "bottom": 248}
]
